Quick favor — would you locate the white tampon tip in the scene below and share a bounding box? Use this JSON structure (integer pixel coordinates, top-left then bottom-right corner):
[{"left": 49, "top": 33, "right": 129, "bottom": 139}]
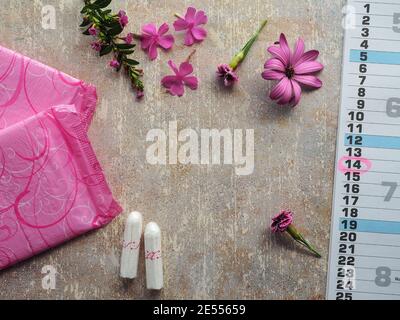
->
[
  {"left": 120, "top": 211, "right": 143, "bottom": 279},
  {"left": 144, "top": 222, "right": 163, "bottom": 290}
]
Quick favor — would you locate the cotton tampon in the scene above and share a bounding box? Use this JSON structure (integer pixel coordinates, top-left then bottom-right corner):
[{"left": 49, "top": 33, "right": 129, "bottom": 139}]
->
[
  {"left": 144, "top": 222, "right": 163, "bottom": 290},
  {"left": 120, "top": 211, "right": 143, "bottom": 279}
]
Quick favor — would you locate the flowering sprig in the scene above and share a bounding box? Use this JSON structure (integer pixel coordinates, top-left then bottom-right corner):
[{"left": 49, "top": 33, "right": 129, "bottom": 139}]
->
[
  {"left": 217, "top": 20, "right": 268, "bottom": 86},
  {"left": 80, "top": 0, "right": 144, "bottom": 98},
  {"left": 271, "top": 210, "right": 321, "bottom": 258}
]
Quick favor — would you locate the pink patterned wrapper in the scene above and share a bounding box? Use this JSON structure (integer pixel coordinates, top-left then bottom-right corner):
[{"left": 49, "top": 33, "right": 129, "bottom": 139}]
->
[
  {"left": 0, "top": 45, "right": 97, "bottom": 131},
  {"left": 0, "top": 105, "right": 122, "bottom": 270},
  {"left": 0, "top": 45, "right": 122, "bottom": 270}
]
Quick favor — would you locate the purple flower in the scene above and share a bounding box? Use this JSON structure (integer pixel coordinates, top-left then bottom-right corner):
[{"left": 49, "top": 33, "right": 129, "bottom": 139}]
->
[
  {"left": 216, "top": 20, "right": 267, "bottom": 87},
  {"left": 173, "top": 7, "right": 207, "bottom": 46},
  {"left": 270, "top": 209, "right": 321, "bottom": 258},
  {"left": 136, "top": 90, "right": 144, "bottom": 99},
  {"left": 161, "top": 60, "right": 198, "bottom": 97},
  {"left": 118, "top": 10, "right": 129, "bottom": 28},
  {"left": 140, "top": 23, "right": 175, "bottom": 60},
  {"left": 124, "top": 32, "right": 134, "bottom": 44},
  {"left": 262, "top": 33, "right": 324, "bottom": 107},
  {"left": 216, "top": 64, "right": 239, "bottom": 87},
  {"left": 89, "top": 26, "right": 99, "bottom": 36},
  {"left": 109, "top": 59, "right": 120, "bottom": 69},
  {"left": 91, "top": 41, "right": 102, "bottom": 52},
  {"left": 271, "top": 210, "right": 293, "bottom": 233}
]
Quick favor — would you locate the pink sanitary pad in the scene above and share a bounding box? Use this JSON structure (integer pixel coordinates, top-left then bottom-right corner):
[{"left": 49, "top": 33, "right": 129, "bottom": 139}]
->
[
  {"left": 0, "top": 45, "right": 96, "bottom": 131},
  {"left": 0, "top": 46, "right": 122, "bottom": 270}
]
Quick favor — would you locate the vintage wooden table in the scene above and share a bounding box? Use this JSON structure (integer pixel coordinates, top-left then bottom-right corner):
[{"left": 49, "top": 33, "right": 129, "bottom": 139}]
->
[{"left": 0, "top": 0, "right": 345, "bottom": 299}]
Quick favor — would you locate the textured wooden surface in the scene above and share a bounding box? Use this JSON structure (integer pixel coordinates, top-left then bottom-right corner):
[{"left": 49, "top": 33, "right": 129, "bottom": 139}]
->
[{"left": 0, "top": 0, "right": 345, "bottom": 299}]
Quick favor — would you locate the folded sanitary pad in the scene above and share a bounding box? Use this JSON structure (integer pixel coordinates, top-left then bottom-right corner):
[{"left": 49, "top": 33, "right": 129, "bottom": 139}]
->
[{"left": 0, "top": 46, "right": 122, "bottom": 270}]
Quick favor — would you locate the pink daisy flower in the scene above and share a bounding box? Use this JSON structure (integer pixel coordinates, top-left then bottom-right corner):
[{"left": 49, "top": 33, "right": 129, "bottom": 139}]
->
[
  {"left": 140, "top": 23, "right": 175, "bottom": 60},
  {"left": 161, "top": 60, "right": 198, "bottom": 97},
  {"left": 173, "top": 7, "right": 208, "bottom": 46},
  {"left": 262, "top": 33, "right": 324, "bottom": 107}
]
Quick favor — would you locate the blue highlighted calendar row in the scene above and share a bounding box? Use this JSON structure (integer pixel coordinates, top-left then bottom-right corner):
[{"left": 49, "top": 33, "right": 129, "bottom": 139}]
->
[
  {"left": 350, "top": 50, "right": 400, "bottom": 65},
  {"left": 340, "top": 218, "right": 400, "bottom": 235},
  {"left": 345, "top": 134, "right": 400, "bottom": 150}
]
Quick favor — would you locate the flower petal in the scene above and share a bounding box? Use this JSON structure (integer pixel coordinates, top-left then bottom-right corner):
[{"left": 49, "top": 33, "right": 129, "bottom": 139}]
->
[
  {"left": 294, "top": 61, "right": 324, "bottom": 75},
  {"left": 158, "top": 23, "right": 170, "bottom": 36},
  {"left": 294, "top": 50, "right": 320, "bottom": 66},
  {"left": 290, "top": 80, "right": 302, "bottom": 107},
  {"left": 173, "top": 18, "right": 189, "bottom": 31},
  {"left": 270, "top": 77, "right": 289, "bottom": 100},
  {"left": 292, "top": 75, "right": 322, "bottom": 88},
  {"left": 142, "top": 23, "right": 157, "bottom": 35},
  {"left": 278, "top": 33, "right": 291, "bottom": 64},
  {"left": 277, "top": 78, "right": 294, "bottom": 105},
  {"left": 185, "top": 7, "right": 196, "bottom": 23},
  {"left": 167, "top": 60, "right": 180, "bottom": 75},
  {"left": 179, "top": 62, "right": 193, "bottom": 77},
  {"left": 158, "top": 35, "right": 174, "bottom": 50},
  {"left": 195, "top": 10, "right": 208, "bottom": 25},
  {"left": 191, "top": 26, "right": 207, "bottom": 41},
  {"left": 170, "top": 83, "right": 185, "bottom": 96},
  {"left": 292, "top": 38, "right": 305, "bottom": 65},
  {"left": 267, "top": 46, "right": 289, "bottom": 65},
  {"left": 161, "top": 75, "right": 179, "bottom": 88},
  {"left": 264, "top": 58, "right": 285, "bottom": 72},
  {"left": 184, "top": 30, "right": 195, "bottom": 46},
  {"left": 183, "top": 76, "right": 198, "bottom": 90},
  {"left": 148, "top": 42, "right": 158, "bottom": 60},
  {"left": 140, "top": 35, "right": 153, "bottom": 50},
  {"left": 261, "top": 70, "right": 285, "bottom": 81}
]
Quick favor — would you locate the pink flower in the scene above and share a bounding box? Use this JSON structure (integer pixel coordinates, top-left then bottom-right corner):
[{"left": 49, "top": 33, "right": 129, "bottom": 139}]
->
[
  {"left": 173, "top": 7, "right": 207, "bottom": 46},
  {"left": 124, "top": 32, "right": 134, "bottom": 44},
  {"left": 136, "top": 90, "right": 144, "bottom": 99},
  {"left": 270, "top": 209, "right": 322, "bottom": 258},
  {"left": 91, "top": 41, "right": 102, "bottom": 52},
  {"left": 140, "top": 23, "right": 174, "bottom": 60},
  {"left": 262, "top": 33, "right": 323, "bottom": 107},
  {"left": 271, "top": 210, "right": 293, "bottom": 233},
  {"left": 89, "top": 26, "right": 99, "bottom": 36},
  {"left": 109, "top": 59, "right": 120, "bottom": 69},
  {"left": 118, "top": 10, "right": 129, "bottom": 28},
  {"left": 216, "top": 64, "right": 239, "bottom": 87},
  {"left": 161, "top": 60, "right": 198, "bottom": 97}
]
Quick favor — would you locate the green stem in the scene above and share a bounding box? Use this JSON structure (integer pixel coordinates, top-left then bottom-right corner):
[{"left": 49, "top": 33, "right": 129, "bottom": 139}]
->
[
  {"left": 174, "top": 13, "right": 184, "bottom": 19},
  {"left": 229, "top": 19, "right": 268, "bottom": 70},
  {"left": 286, "top": 225, "right": 322, "bottom": 258}
]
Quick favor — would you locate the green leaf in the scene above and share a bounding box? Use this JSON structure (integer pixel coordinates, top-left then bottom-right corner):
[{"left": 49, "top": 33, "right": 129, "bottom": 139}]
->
[
  {"left": 120, "top": 49, "right": 135, "bottom": 55},
  {"left": 116, "top": 43, "right": 136, "bottom": 50},
  {"left": 100, "top": 45, "right": 113, "bottom": 56},
  {"left": 80, "top": 19, "right": 92, "bottom": 27},
  {"left": 93, "top": 0, "right": 112, "bottom": 8},
  {"left": 82, "top": 27, "right": 91, "bottom": 35},
  {"left": 108, "top": 24, "right": 123, "bottom": 36},
  {"left": 125, "top": 58, "right": 139, "bottom": 66}
]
